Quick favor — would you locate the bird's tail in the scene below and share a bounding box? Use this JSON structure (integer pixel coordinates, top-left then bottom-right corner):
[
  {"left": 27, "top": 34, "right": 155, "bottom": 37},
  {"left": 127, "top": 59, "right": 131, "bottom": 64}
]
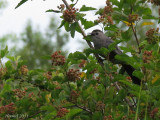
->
[{"left": 122, "top": 64, "right": 141, "bottom": 85}]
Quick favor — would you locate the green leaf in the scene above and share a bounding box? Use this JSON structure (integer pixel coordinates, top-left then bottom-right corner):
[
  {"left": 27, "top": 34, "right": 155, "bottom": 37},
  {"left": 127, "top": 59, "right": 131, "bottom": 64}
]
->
[
  {"left": 46, "top": 9, "right": 61, "bottom": 13},
  {"left": 84, "top": 48, "right": 95, "bottom": 57},
  {"left": 0, "top": 46, "right": 9, "bottom": 58},
  {"left": 112, "top": 11, "right": 128, "bottom": 22},
  {"left": 121, "top": 28, "right": 132, "bottom": 41},
  {"left": 76, "top": 12, "right": 86, "bottom": 20},
  {"left": 70, "top": 22, "right": 78, "bottom": 38},
  {"left": 68, "top": 51, "right": 87, "bottom": 61},
  {"left": 136, "top": 7, "right": 152, "bottom": 15},
  {"left": 5, "top": 61, "right": 13, "bottom": 70},
  {"left": 58, "top": 20, "right": 66, "bottom": 29},
  {"left": 66, "top": 108, "right": 82, "bottom": 119},
  {"left": 40, "top": 105, "right": 55, "bottom": 112},
  {"left": 139, "top": 40, "right": 148, "bottom": 47},
  {"left": 80, "top": 18, "right": 95, "bottom": 29},
  {"left": 133, "top": 70, "right": 144, "bottom": 79},
  {"left": 127, "top": 0, "right": 136, "bottom": 4},
  {"left": 92, "top": 112, "right": 103, "bottom": 119},
  {"left": 80, "top": 5, "right": 96, "bottom": 12},
  {"left": 110, "top": 0, "right": 120, "bottom": 6},
  {"left": 104, "top": 25, "right": 119, "bottom": 32},
  {"left": 64, "top": 21, "right": 70, "bottom": 32},
  {"left": 119, "top": 80, "right": 140, "bottom": 91},
  {"left": 142, "top": 15, "right": 159, "bottom": 20},
  {"left": 15, "top": 0, "right": 28, "bottom": 9},
  {"left": 95, "top": 8, "right": 104, "bottom": 15},
  {"left": 115, "top": 54, "right": 137, "bottom": 65}
]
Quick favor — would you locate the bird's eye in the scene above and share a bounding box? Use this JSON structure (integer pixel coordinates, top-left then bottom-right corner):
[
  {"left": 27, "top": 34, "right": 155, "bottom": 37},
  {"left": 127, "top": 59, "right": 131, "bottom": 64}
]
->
[{"left": 96, "top": 33, "right": 98, "bottom": 35}]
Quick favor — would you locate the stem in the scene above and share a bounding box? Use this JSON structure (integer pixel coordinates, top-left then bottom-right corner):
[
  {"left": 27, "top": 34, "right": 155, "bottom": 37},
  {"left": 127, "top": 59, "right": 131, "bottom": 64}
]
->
[
  {"left": 75, "top": 104, "right": 92, "bottom": 114},
  {"left": 131, "top": 23, "right": 141, "bottom": 53},
  {"left": 130, "top": 5, "right": 141, "bottom": 53}
]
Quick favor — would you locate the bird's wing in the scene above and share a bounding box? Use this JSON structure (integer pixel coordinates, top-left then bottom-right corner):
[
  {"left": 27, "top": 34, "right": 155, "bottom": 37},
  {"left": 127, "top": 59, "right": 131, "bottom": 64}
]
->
[{"left": 104, "top": 37, "right": 122, "bottom": 55}]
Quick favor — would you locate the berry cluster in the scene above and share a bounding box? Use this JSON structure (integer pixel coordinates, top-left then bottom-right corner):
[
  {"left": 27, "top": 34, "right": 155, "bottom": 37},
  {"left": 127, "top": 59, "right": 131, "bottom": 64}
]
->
[
  {"left": 96, "top": 101, "right": 105, "bottom": 111},
  {"left": 143, "top": 50, "right": 152, "bottom": 63},
  {"left": 70, "top": 90, "right": 79, "bottom": 103},
  {"left": 146, "top": 28, "right": 159, "bottom": 44},
  {"left": 103, "top": 115, "right": 113, "bottom": 120},
  {"left": 0, "top": 67, "right": 7, "bottom": 79},
  {"left": 43, "top": 71, "right": 52, "bottom": 80},
  {"left": 148, "top": 0, "right": 160, "bottom": 5},
  {"left": 20, "top": 65, "right": 28, "bottom": 75},
  {"left": 79, "top": 59, "right": 86, "bottom": 68},
  {"left": 28, "top": 92, "right": 35, "bottom": 98},
  {"left": 96, "top": 0, "right": 113, "bottom": 25},
  {"left": 63, "top": 7, "right": 78, "bottom": 23},
  {"left": 12, "top": 89, "right": 26, "bottom": 99},
  {"left": 150, "top": 107, "right": 159, "bottom": 119},
  {"left": 128, "top": 14, "right": 139, "bottom": 23},
  {"left": 0, "top": 103, "right": 15, "bottom": 114},
  {"left": 56, "top": 108, "right": 69, "bottom": 118},
  {"left": 51, "top": 51, "right": 65, "bottom": 66},
  {"left": 104, "top": 0, "right": 113, "bottom": 14},
  {"left": 66, "top": 69, "right": 81, "bottom": 82}
]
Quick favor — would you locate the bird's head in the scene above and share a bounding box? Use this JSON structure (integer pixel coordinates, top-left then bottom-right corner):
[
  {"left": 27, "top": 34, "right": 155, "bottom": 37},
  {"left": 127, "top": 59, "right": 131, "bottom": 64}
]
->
[{"left": 89, "top": 29, "right": 106, "bottom": 43}]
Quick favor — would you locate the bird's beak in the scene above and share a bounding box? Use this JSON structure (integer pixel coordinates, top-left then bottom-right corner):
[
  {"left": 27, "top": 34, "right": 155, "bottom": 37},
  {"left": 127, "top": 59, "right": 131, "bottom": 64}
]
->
[{"left": 88, "top": 33, "right": 93, "bottom": 36}]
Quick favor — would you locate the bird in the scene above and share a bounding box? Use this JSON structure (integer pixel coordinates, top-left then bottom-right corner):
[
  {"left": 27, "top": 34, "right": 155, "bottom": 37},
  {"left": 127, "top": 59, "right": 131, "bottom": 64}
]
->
[{"left": 89, "top": 29, "right": 141, "bottom": 85}]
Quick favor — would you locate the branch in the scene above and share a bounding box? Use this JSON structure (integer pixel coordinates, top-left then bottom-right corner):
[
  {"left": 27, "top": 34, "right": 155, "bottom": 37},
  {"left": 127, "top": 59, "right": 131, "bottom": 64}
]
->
[
  {"left": 130, "top": 6, "right": 141, "bottom": 53},
  {"left": 131, "top": 23, "right": 141, "bottom": 53},
  {"left": 75, "top": 104, "right": 93, "bottom": 114}
]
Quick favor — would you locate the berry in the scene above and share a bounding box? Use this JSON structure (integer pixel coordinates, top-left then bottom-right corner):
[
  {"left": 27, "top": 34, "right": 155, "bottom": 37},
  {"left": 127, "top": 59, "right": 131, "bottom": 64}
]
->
[
  {"left": 66, "top": 69, "right": 81, "bottom": 82},
  {"left": 51, "top": 51, "right": 65, "bottom": 66},
  {"left": 56, "top": 108, "right": 69, "bottom": 117}
]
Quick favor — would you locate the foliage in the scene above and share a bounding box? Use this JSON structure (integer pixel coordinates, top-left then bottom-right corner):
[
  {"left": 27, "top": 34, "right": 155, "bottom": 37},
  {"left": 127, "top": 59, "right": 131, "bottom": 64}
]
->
[
  {"left": 0, "top": 18, "right": 69, "bottom": 69},
  {"left": 0, "top": 0, "right": 160, "bottom": 119},
  {"left": 15, "top": 19, "right": 69, "bottom": 69}
]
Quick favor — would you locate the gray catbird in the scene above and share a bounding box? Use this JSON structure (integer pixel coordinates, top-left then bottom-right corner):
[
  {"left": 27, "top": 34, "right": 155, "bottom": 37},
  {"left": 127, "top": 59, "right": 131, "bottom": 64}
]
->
[{"left": 89, "top": 29, "right": 141, "bottom": 85}]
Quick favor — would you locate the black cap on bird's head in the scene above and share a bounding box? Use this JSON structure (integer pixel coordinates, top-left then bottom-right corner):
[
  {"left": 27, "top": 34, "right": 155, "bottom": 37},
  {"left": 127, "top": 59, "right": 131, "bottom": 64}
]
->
[{"left": 89, "top": 29, "right": 103, "bottom": 36}]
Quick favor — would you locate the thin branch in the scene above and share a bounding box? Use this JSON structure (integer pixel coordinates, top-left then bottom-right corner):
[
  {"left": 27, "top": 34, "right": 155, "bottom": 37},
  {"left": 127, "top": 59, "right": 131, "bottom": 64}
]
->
[
  {"left": 75, "top": 104, "right": 93, "bottom": 114},
  {"left": 131, "top": 23, "right": 141, "bottom": 53},
  {"left": 130, "top": 5, "right": 141, "bottom": 53}
]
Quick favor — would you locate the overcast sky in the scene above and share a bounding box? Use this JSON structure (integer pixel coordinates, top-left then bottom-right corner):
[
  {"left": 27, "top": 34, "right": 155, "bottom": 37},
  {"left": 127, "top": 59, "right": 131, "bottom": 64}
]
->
[{"left": 0, "top": 0, "right": 105, "bottom": 52}]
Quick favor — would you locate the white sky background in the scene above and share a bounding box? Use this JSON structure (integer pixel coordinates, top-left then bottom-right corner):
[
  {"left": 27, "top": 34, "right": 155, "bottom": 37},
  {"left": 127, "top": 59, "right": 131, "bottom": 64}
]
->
[{"left": 0, "top": 0, "right": 105, "bottom": 52}]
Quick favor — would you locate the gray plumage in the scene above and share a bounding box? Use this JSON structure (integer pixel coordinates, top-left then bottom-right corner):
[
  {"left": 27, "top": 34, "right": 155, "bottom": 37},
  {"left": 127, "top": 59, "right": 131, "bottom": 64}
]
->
[
  {"left": 89, "top": 29, "right": 141, "bottom": 85},
  {"left": 90, "top": 29, "right": 122, "bottom": 54}
]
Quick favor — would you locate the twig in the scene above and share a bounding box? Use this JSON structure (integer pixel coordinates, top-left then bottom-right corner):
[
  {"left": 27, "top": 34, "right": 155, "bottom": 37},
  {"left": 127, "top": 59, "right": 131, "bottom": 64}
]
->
[
  {"left": 75, "top": 104, "right": 93, "bottom": 114},
  {"left": 131, "top": 23, "right": 141, "bottom": 53},
  {"left": 62, "top": 0, "right": 133, "bottom": 110},
  {"left": 130, "top": 6, "right": 141, "bottom": 53}
]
